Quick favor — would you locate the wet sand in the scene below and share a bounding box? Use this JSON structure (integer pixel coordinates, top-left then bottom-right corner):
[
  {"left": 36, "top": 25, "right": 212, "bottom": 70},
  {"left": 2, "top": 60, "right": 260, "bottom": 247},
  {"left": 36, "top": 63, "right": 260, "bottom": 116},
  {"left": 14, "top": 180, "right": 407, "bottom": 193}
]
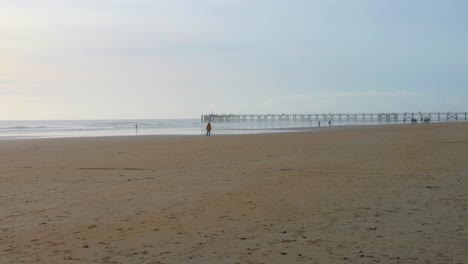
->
[{"left": 0, "top": 123, "right": 467, "bottom": 263}]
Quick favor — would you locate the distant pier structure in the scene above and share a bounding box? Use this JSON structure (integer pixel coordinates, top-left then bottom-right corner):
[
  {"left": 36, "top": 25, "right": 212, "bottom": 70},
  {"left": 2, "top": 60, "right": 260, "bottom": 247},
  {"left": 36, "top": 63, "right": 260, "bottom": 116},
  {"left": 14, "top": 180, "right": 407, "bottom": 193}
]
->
[{"left": 202, "top": 112, "right": 468, "bottom": 124}]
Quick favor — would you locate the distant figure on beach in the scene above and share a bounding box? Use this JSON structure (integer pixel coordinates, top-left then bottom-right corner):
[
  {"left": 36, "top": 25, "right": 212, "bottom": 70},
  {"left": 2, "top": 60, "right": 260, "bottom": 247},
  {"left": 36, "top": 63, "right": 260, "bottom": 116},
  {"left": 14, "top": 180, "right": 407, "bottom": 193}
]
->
[
  {"left": 135, "top": 124, "right": 138, "bottom": 134},
  {"left": 318, "top": 121, "right": 321, "bottom": 127},
  {"left": 206, "top": 122, "right": 212, "bottom": 136},
  {"left": 328, "top": 120, "right": 331, "bottom": 126}
]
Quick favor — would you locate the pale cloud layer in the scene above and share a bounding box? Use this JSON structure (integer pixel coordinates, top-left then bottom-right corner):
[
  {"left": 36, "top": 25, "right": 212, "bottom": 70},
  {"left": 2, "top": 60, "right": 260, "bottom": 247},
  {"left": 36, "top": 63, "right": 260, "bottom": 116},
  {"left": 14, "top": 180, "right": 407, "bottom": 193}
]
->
[{"left": 1, "top": 0, "right": 467, "bottom": 119}]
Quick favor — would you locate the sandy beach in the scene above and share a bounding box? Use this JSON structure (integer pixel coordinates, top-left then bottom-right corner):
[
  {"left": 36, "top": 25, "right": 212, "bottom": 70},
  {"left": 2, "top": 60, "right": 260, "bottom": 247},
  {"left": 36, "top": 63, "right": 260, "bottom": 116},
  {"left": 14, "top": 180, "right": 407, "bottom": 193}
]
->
[{"left": 0, "top": 123, "right": 467, "bottom": 264}]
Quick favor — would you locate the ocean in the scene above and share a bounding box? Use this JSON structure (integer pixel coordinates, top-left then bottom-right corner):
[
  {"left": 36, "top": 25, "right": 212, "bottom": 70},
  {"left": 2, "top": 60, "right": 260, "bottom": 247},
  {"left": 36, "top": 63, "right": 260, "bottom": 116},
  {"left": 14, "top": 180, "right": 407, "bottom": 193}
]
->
[
  {"left": 1, "top": 116, "right": 461, "bottom": 140},
  {"left": 0, "top": 119, "right": 305, "bottom": 140}
]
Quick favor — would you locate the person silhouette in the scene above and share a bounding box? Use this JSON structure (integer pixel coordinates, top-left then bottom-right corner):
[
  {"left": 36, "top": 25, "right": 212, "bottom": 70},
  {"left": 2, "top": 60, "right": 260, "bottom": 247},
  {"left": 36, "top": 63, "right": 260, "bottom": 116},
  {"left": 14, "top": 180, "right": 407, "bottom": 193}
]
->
[{"left": 206, "top": 122, "right": 212, "bottom": 136}]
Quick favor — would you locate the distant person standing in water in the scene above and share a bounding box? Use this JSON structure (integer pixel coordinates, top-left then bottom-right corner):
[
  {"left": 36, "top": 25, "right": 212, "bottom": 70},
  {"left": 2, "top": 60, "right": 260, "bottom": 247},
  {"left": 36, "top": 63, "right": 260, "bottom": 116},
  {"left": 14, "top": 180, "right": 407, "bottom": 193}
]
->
[
  {"left": 206, "top": 122, "right": 212, "bottom": 136},
  {"left": 328, "top": 120, "right": 331, "bottom": 126},
  {"left": 318, "top": 121, "right": 321, "bottom": 127}
]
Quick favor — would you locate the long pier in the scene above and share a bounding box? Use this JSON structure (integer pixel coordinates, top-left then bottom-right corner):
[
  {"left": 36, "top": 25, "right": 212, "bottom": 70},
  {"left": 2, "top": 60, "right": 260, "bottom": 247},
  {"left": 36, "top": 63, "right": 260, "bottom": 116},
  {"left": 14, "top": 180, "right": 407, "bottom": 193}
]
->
[{"left": 202, "top": 112, "right": 468, "bottom": 124}]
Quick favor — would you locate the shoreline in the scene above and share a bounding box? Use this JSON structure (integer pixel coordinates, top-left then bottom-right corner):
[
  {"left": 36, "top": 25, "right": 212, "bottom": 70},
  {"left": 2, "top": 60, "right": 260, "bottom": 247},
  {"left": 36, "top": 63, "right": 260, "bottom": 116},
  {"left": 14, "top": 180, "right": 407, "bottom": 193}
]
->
[{"left": 0, "top": 122, "right": 461, "bottom": 142}]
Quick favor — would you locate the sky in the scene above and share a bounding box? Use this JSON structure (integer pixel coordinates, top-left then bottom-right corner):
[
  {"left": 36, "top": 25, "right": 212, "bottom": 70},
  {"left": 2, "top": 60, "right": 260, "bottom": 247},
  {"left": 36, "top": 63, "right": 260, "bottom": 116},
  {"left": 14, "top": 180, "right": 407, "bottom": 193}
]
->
[{"left": 1, "top": 0, "right": 467, "bottom": 120}]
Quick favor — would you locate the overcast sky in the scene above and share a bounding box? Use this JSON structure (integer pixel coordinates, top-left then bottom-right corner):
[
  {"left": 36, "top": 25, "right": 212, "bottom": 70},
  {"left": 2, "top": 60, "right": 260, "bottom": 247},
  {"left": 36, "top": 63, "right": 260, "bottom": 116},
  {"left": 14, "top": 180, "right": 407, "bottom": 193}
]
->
[{"left": 1, "top": 0, "right": 467, "bottom": 119}]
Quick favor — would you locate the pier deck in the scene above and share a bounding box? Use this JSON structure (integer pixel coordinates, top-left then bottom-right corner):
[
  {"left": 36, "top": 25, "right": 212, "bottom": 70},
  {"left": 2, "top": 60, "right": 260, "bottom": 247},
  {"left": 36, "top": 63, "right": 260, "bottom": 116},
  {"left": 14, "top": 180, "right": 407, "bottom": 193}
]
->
[{"left": 202, "top": 112, "right": 468, "bottom": 124}]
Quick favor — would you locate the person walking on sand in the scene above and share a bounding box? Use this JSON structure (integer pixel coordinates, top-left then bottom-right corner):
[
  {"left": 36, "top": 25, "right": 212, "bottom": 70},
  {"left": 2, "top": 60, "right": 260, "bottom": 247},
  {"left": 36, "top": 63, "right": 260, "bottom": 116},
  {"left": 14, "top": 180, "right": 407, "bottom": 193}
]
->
[{"left": 206, "top": 122, "right": 212, "bottom": 136}]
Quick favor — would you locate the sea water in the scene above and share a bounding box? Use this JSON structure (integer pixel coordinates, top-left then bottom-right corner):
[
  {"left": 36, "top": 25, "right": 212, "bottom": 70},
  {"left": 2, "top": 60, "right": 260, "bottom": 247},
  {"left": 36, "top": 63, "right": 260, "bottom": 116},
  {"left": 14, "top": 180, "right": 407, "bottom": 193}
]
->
[
  {"left": 0, "top": 119, "right": 306, "bottom": 140},
  {"left": 1, "top": 117, "right": 439, "bottom": 140},
  {"left": 0, "top": 119, "right": 196, "bottom": 139}
]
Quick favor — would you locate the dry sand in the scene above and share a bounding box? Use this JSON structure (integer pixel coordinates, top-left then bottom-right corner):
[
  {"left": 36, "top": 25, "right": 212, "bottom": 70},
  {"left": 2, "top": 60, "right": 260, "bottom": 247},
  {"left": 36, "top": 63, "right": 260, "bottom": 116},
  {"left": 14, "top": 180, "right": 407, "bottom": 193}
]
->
[{"left": 0, "top": 123, "right": 467, "bottom": 264}]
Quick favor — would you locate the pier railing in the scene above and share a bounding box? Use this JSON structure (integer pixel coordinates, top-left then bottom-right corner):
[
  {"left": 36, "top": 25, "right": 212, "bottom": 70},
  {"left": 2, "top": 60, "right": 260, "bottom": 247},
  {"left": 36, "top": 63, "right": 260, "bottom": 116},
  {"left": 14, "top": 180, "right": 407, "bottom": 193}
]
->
[{"left": 202, "top": 112, "right": 468, "bottom": 124}]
